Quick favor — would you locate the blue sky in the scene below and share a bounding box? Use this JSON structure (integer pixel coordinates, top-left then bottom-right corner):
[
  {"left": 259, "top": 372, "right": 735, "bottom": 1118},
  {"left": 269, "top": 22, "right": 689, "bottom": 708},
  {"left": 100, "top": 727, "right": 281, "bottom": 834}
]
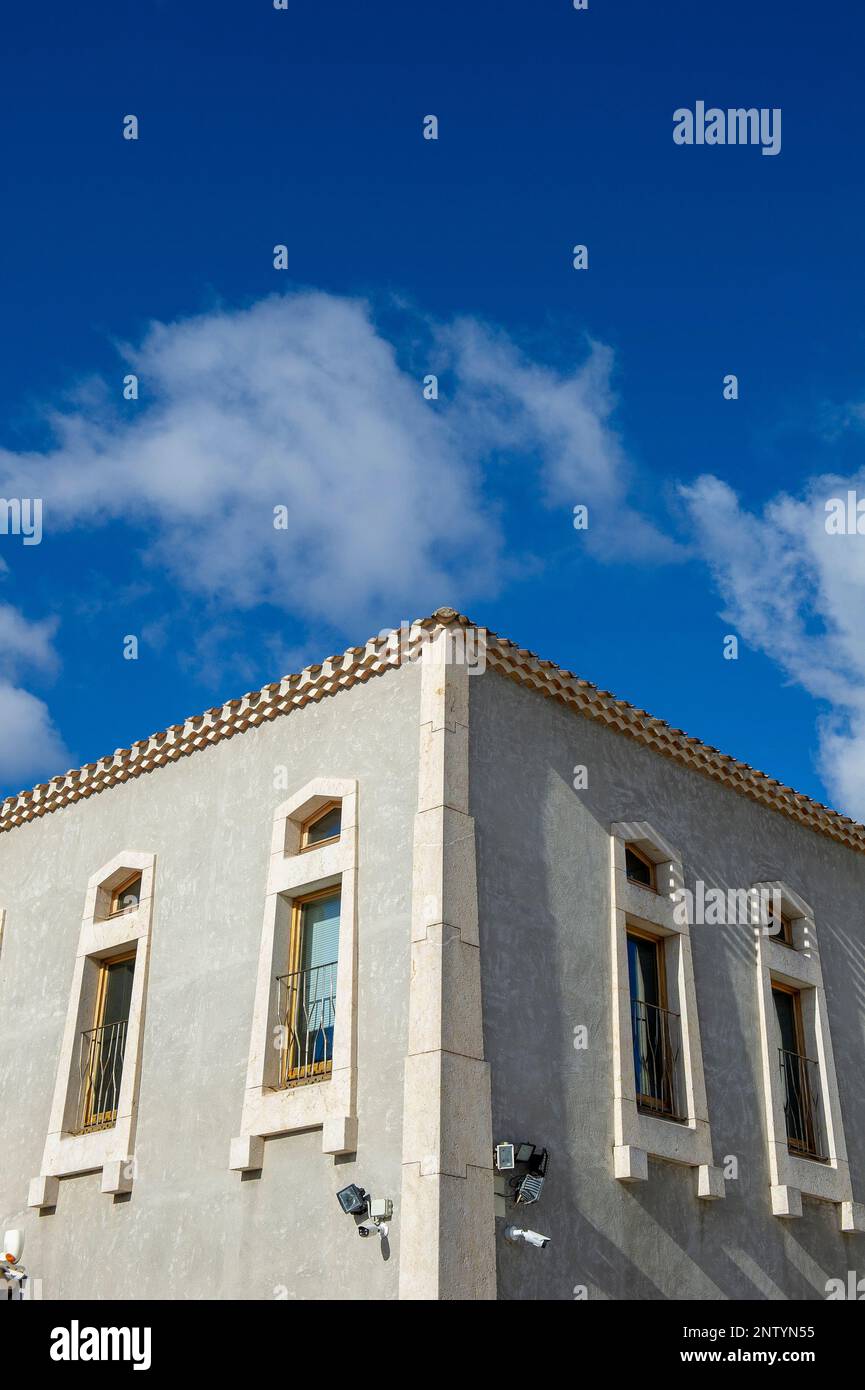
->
[{"left": 2, "top": 0, "right": 865, "bottom": 817}]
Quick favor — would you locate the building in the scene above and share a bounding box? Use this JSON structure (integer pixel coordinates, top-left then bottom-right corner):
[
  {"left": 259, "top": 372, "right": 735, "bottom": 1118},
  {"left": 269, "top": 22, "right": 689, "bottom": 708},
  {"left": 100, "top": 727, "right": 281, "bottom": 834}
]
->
[{"left": 0, "top": 607, "right": 863, "bottom": 1300}]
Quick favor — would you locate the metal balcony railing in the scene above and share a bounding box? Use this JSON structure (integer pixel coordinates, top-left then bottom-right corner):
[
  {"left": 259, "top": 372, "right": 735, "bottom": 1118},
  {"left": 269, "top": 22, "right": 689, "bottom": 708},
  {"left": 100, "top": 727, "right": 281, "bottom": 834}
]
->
[
  {"left": 76, "top": 1019, "right": 128, "bottom": 1133},
  {"left": 274, "top": 962, "right": 337, "bottom": 1088},
  {"left": 631, "top": 998, "right": 685, "bottom": 1121},
  {"left": 779, "top": 1048, "right": 828, "bottom": 1161}
]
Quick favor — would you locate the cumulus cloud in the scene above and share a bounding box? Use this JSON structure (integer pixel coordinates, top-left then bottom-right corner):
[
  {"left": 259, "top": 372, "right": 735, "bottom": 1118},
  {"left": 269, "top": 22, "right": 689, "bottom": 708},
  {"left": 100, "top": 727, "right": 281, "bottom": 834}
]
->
[
  {"left": 0, "top": 293, "right": 674, "bottom": 636},
  {"left": 0, "top": 290, "right": 678, "bottom": 788},
  {"left": 442, "top": 319, "right": 681, "bottom": 562},
  {"left": 0, "top": 602, "right": 69, "bottom": 787},
  {"left": 680, "top": 470, "right": 865, "bottom": 819},
  {"left": 0, "top": 603, "right": 60, "bottom": 679},
  {"left": 0, "top": 682, "right": 70, "bottom": 787}
]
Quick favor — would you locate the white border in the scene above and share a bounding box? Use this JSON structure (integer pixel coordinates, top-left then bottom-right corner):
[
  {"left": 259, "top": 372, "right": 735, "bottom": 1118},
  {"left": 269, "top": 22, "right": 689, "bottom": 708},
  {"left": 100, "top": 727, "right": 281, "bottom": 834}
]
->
[
  {"left": 610, "top": 821, "right": 724, "bottom": 1198},
  {"left": 28, "top": 851, "right": 156, "bottom": 1207},
  {"left": 229, "top": 777, "right": 359, "bottom": 1170},
  {"left": 753, "top": 881, "right": 864, "bottom": 1231}
]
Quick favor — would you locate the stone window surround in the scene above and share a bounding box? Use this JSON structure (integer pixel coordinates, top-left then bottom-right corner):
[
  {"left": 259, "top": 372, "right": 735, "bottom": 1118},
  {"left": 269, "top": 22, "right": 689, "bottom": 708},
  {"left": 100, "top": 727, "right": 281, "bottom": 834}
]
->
[
  {"left": 28, "top": 850, "right": 157, "bottom": 1209},
  {"left": 229, "top": 777, "right": 358, "bottom": 1172},
  {"left": 610, "top": 820, "right": 725, "bottom": 1199},
  {"left": 753, "top": 880, "right": 864, "bottom": 1231}
]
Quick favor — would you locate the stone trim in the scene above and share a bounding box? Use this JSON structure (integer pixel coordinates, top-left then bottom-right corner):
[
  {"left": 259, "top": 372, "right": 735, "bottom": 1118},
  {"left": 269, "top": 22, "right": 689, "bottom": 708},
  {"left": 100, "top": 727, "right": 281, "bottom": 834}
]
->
[
  {"left": 752, "top": 882, "right": 865, "bottom": 1231},
  {"left": 28, "top": 851, "right": 156, "bottom": 1209},
  {"left": 610, "top": 821, "right": 725, "bottom": 1198},
  {"left": 229, "top": 778, "right": 359, "bottom": 1170},
  {"left": 398, "top": 633, "right": 496, "bottom": 1300},
  {"left": 3, "top": 611, "right": 865, "bottom": 857}
]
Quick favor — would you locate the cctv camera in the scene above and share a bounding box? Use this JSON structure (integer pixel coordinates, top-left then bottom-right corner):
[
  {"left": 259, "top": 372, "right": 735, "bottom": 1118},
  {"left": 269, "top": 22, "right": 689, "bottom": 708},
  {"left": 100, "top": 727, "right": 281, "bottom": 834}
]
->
[
  {"left": 503, "top": 1225, "right": 550, "bottom": 1249},
  {"left": 3, "top": 1231, "right": 23, "bottom": 1265},
  {"left": 358, "top": 1221, "right": 388, "bottom": 1239}
]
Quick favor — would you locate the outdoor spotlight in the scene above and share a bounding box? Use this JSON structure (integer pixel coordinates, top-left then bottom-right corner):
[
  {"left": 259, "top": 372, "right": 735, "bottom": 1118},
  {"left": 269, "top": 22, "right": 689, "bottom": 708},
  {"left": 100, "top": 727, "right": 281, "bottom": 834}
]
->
[
  {"left": 336, "top": 1184, "right": 369, "bottom": 1217},
  {"left": 494, "top": 1141, "right": 515, "bottom": 1171},
  {"left": 514, "top": 1142, "right": 535, "bottom": 1163},
  {"left": 514, "top": 1147, "right": 549, "bottom": 1205}
]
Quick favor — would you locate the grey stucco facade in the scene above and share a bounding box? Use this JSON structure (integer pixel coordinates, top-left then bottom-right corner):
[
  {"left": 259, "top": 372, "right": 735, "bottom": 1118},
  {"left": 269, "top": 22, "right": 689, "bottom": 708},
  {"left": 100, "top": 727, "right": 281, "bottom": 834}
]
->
[
  {"left": 470, "top": 669, "right": 865, "bottom": 1300},
  {"left": 1, "top": 612, "right": 863, "bottom": 1300}
]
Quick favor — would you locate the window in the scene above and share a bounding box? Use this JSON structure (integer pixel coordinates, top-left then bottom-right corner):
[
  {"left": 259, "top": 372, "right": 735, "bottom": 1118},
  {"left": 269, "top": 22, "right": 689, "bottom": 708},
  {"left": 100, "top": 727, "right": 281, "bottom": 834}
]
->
[
  {"left": 625, "top": 844, "right": 656, "bottom": 891},
  {"left": 627, "top": 928, "right": 683, "bottom": 1120},
  {"left": 230, "top": 778, "right": 359, "bottom": 1170},
  {"left": 109, "top": 872, "right": 142, "bottom": 916},
  {"left": 300, "top": 802, "right": 342, "bottom": 851},
  {"left": 767, "top": 908, "right": 795, "bottom": 947},
  {"left": 276, "top": 888, "right": 340, "bottom": 1088},
  {"left": 79, "top": 950, "right": 136, "bottom": 1133},
  {"left": 772, "top": 984, "right": 826, "bottom": 1161}
]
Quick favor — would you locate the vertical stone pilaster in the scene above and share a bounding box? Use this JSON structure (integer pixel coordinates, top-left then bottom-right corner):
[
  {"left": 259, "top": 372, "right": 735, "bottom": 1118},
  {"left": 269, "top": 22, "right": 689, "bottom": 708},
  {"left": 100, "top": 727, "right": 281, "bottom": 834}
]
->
[{"left": 398, "top": 626, "right": 496, "bottom": 1300}]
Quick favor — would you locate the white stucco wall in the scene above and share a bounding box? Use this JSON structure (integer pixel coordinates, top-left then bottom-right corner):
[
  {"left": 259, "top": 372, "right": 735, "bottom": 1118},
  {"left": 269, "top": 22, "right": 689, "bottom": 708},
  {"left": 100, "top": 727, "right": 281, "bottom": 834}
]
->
[{"left": 0, "top": 661, "right": 421, "bottom": 1300}]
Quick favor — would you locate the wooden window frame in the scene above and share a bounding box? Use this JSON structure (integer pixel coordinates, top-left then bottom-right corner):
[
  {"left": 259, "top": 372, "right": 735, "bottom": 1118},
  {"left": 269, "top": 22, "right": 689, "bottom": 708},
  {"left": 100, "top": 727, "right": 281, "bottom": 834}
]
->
[
  {"left": 626, "top": 924, "right": 669, "bottom": 1008},
  {"left": 109, "top": 871, "right": 142, "bottom": 918},
  {"left": 772, "top": 981, "right": 823, "bottom": 1160},
  {"left": 625, "top": 843, "right": 657, "bottom": 893},
  {"left": 769, "top": 910, "right": 796, "bottom": 948},
  {"left": 772, "top": 979, "right": 805, "bottom": 1050},
  {"left": 299, "top": 800, "right": 342, "bottom": 853},
  {"left": 279, "top": 886, "right": 341, "bottom": 1088},
  {"left": 626, "top": 925, "right": 673, "bottom": 1115},
  {"left": 82, "top": 949, "right": 136, "bottom": 1132}
]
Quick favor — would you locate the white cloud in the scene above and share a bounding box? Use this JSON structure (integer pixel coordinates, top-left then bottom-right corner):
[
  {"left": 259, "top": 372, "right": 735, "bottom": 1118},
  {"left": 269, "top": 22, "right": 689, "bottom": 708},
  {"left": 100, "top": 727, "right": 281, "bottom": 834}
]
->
[
  {"left": 0, "top": 293, "right": 674, "bottom": 638},
  {"left": 0, "top": 291, "right": 680, "bottom": 790},
  {"left": 680, "top": 470, "right": 865, "bottom": 819},
  {"left": 0, "top": 682, "right": 71, "bottom": 787},
  {"left": 0, "top": 603, "right": 60, "bottom": 679},
  {"left": 0, "top": 603, "right": 69, "bottom": 788},
  {"left": 442, "top": 319, "right": 682, "bottom": 562}
]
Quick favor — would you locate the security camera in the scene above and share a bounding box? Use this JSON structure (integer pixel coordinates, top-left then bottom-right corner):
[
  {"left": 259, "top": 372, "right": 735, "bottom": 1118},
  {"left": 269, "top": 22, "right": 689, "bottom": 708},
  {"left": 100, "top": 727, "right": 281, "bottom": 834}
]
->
[
  {"left": 504, "top": 1225, "right": 551, "bottom": 1249},
  {"left": 3, "top": 1231, "right": 23, "bottom": 1265},
  {"left": 337, "top": 1184, "right": 393, "bottom": 1242},
  {"left": 358, "top": 1220, "right": 389, "bottom": 1239}
]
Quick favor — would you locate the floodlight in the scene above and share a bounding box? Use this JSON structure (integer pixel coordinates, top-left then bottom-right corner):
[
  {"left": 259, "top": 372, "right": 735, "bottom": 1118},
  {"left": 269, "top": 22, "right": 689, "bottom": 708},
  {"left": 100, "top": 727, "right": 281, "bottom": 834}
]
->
[{"left": 336, "top": 1184, "right": 369, "bottom": 1217}]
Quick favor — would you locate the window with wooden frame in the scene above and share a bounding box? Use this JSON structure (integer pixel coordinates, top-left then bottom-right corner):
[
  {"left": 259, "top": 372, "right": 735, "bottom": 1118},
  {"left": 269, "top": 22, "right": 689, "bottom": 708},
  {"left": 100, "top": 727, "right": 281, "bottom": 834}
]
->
[
  {"left": 109, "top": 872, "right": 142, "bottom": 917},
  {"left": 300, "top": 801, "right": 342, "bottom": 852},
  {"left": 767, "top": 908, "right": 795, "bottom": 948},
  {"left": 625, "top": 843, "right": 656, "bottom": 892},
  {"left": 276, "top": 887, "right": 341, "bottom": 1088},
  {"left": 772, "top": 982, "right": 826, "bottom": 1161},
  {"left": 626, "top": 926, "right": 683, "bottom": 1120},
  {"left": 79, "top": 950, "right": 136, "bottom": 1134}
]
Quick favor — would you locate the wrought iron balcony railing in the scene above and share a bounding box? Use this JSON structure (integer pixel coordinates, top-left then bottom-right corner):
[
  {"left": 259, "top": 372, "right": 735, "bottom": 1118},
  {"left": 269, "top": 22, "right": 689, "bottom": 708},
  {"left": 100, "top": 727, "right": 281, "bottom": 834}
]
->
[
  {"left": 631, "top": 998, "right": 685, "bottom": 1121},
  {"left": 76, "top": 1019, "right": 128, "bottom": 1134},
  {"left": 779, "top": 1048, "right": 828, "bottom": 1161},
  {"left": 274, "top": 962, "right": 337, "bottom": 1089}
]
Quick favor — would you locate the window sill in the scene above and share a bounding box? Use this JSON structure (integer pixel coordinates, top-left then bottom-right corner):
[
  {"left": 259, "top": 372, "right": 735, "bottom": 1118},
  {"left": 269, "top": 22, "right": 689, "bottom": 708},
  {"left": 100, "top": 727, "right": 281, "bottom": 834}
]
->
[
  {"left": 269, "top": 1072, "right": 332, "bottom": 1093},
  {"left": 626, "top": 876, "right": 659, "bottom": 895},
  {"left": 787, "top": 1146, "right": 830, "bottom": 1165},
  {"left": 637, "top": 1105, "right": 688, "bottom": 1126}
]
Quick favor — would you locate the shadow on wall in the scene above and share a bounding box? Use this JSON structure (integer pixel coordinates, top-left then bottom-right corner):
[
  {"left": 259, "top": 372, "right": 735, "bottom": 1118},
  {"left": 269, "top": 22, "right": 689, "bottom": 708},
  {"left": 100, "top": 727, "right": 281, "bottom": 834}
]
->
[{"left": 471, "top": 673, "right": 865, "bottom": 1301}]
